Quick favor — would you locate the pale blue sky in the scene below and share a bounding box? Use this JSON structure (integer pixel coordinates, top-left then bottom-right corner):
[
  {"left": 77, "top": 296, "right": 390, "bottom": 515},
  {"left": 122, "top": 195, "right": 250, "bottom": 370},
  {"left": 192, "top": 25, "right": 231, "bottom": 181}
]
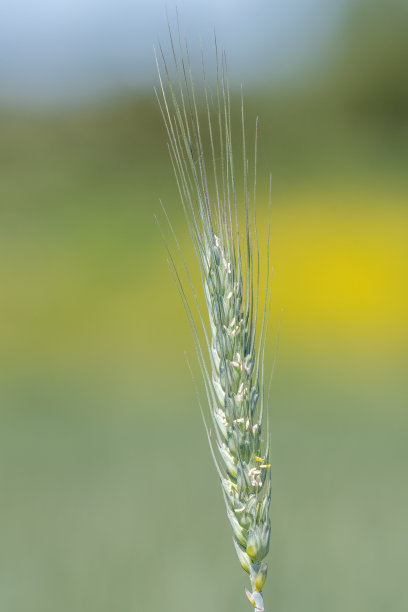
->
[{"left": 0, "top": 0, "right": 348, "bottom": 105}]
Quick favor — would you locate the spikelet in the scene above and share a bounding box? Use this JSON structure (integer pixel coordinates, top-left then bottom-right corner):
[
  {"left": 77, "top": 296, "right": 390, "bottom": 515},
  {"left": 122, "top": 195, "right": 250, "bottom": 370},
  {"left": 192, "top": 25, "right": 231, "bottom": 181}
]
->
[{"left": 156, "top": 22, "right": 273, "bottom": 611}]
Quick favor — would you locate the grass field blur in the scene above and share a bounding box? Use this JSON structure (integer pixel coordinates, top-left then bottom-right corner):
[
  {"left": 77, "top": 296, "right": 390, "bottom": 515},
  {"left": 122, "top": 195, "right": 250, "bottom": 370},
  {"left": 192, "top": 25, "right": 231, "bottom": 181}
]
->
[
  {"left": 1, "top": 93, "right": 407, "bottom": 611},
  {"left": 1, "top": 2, "right": 408, "bottom": 609},
  {"left": 1, "top": 95, "right": 407, "bottom": 415}
]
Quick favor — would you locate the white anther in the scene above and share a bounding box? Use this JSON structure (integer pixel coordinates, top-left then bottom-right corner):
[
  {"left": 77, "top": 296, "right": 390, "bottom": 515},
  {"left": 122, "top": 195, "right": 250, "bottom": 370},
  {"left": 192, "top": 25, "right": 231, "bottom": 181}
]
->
[
  {"left": 248, "top": 467, "right": 262, "bottom": 487},
  {"left": 248, "top": 468, "right": 261, "bottom": 476}
]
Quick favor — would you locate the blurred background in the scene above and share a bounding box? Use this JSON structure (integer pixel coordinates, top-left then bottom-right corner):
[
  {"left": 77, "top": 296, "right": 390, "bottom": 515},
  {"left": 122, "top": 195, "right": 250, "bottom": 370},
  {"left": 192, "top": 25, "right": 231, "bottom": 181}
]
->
[{"left": 1, "top": 0, "right": 407, "bottom": 610}]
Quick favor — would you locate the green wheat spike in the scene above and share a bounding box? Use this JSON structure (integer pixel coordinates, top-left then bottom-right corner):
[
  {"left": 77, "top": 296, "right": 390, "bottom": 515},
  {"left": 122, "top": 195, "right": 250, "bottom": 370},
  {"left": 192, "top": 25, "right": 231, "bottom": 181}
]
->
[{"left": 156, "top": 22, "right": 273, "bottom": 612}]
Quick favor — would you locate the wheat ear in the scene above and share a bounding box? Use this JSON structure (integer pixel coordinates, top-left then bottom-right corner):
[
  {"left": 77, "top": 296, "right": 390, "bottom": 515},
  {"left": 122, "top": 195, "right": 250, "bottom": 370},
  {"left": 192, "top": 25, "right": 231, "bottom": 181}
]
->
[{"left": 156, "top": 26, "right": 273, "bottom": 612}]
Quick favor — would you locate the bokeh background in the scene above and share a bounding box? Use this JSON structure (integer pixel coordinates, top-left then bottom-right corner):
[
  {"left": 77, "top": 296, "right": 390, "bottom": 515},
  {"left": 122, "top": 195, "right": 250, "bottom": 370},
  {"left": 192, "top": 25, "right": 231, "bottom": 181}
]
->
[{"left": 1, "top": 1, "right": 407, "bottom": 610}]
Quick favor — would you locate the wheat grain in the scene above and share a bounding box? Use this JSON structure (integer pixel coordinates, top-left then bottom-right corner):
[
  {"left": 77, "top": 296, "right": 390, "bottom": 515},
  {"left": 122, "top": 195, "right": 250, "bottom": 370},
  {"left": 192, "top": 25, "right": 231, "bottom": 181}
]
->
[{"left": 156, "top": 24, "right": 273, "bottom": 612}]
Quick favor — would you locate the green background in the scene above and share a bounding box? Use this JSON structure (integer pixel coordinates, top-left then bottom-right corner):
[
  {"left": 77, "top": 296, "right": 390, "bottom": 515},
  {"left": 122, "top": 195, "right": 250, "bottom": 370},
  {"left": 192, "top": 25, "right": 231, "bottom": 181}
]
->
[{"left": 1, "top": 2, "right": 407, "bottom": 610}]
